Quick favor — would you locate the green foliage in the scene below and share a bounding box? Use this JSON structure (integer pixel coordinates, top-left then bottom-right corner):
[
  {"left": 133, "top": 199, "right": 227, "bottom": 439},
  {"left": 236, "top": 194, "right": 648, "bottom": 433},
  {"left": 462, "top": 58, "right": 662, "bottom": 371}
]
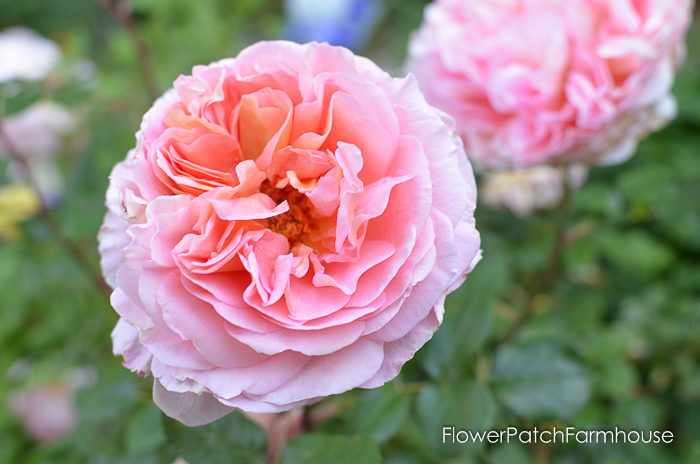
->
[
  {"left": 281, "top": 434, "right": 381, "bottom": 464},
  {"left": 164, "top": 411, "right": 266, "bottom": 464},
  {"left": 1, "top": 1, "right": 700, "bottom": 463},
  {"left": 491, "top": 343, "right": 591, "bottom": 420},
  {"left": 487, "top": 443, "right": 533, "bottom": 464},
  {"left": 333, "top": 386, "right": 411, "bottom": 444},
  {"left": 416, "top": 381, "right": 495, "bottom": 456},
  {"left": 125, "top": 404, "right": 167, "bottom": 455}
]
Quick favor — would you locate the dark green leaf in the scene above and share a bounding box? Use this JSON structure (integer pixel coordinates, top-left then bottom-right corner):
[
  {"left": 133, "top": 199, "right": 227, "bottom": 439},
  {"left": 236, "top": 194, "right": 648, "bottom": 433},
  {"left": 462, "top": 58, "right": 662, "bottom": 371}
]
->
[
  {"left": 488, "top": 443, "right": 533, "bottom": 464},
  {"left": 491, "top": 343, "right": 590, "bottom": 419},
  {"left": 165, "top": 411, "right": 266, "bottom": 464},
  {"left": 338, "top": 386, "right": 410, "bottom": 444},
  {"left": 125, "top": 403, "right": 167, "bottom": 454},
  {"left": 601, "top": 231, "right": 676, "bottom": 276},
  {"left": 416, "top": 381, "right": 495, "bottom": 456},
  {"left": 281, "top": 434, "right": 380, "bottom": 464}
]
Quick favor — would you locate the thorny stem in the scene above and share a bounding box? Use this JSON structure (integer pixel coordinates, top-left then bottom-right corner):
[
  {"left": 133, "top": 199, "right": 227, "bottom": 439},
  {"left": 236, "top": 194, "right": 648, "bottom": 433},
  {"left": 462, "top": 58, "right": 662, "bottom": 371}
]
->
[
  {"left": 99, "top": 0, "right": 161, "bottom": 102},
  {"left": 501, "top": 173, "right": 573, "bottom": 343},
  {"left": 0, "top": 104, "right": 113, "bottom": 298}
]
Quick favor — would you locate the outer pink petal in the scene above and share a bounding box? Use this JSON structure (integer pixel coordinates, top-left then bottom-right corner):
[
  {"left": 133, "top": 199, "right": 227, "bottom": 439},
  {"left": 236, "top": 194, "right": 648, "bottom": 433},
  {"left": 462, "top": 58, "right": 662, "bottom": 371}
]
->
[
  {"left": 153, "top": 379, "right": 234, "bottom": 427},
  {"left": 367, "top": 210, "right": 458, "bottom": 343},
  {"left": 156, "top": 350, "right": 309, "bottom": 400},
  {"left": 361, "top": 310, "right": 440, "bottom": 389},
  {"left": 255, "top": 337, "right": 384, "bottom": 406},
  {"left": 112, "top": 318, "right": 152, "bottom": 374},
  {"left": 158, "top": 274, "right": 270, "bottom": 368},
  {"left": 224, "top": 320, "right": 367, "bottom": 356},
  {"left": 98, "top": 197, "right": 131, "bottom": 289}
]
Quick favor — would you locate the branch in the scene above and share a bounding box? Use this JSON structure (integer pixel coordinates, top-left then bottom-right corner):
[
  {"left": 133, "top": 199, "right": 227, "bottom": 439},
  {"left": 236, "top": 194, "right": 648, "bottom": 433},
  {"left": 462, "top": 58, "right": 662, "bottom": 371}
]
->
[
  {"left": 501, "top": 178, "right": 573, "bottom": 342},
  {"left": 99, "top": 0, "right": 161, "bottom": 102}
]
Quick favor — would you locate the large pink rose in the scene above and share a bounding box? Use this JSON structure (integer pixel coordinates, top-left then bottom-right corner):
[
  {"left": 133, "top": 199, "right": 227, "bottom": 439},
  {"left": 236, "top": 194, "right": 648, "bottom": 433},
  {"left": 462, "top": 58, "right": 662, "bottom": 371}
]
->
[
  {"left": 407, "top": 0, "right": 692, "bottom": 170},
  {"left": 98, "top": 41, "right": 480, "bottom": 425}
]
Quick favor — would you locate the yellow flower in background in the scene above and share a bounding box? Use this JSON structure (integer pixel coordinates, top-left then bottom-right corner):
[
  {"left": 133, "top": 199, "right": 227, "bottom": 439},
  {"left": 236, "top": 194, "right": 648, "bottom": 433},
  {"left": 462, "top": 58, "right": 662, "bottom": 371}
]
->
[{"left": 0, "top": 183, "right": 41, "bottom": 240}]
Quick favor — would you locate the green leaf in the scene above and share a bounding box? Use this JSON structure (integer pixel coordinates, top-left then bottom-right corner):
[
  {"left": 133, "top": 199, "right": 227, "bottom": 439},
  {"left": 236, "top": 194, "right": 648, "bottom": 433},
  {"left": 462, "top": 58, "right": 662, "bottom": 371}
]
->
[
  {"left": 416, "top": 381, "right": 495, "bottom": 456},
  {"left": 79, "top": 377, "right": 141, "bottom": 424},
  {"left": 422, "top": 234, "right": 503, "bottom": 378},
  {"left": 165, "top": 411, "right": 266, "bottom": 464},
  {"left": 684, "top": 442, "right": 700, "bottom": 464},
  {"left": 573, "top": 183, "right": 624, "bottom": 219},
  {"left": 601, "top": 231, "right": 676, "bottom": 277},
  {"left": 618, "top": 165, "right": 674, "bottom": 208},
  {"left": 0, "top": 429, "right": 22, "bottom": 464},
  {"left": 611, "top": 399, "right": 665, "bottom": 431},
  {"left": 383, "top": 449, "right": 434, "bottom": 464},
  {"left": 338, "top": 386, "right": 410, "bottom": 444},
  {"left": 491, "top": 343, "right": 590, "bottom": 419},
  {"left": 598, "top": 361, "right": 638, "bottom": 401},
  {"left": 488, "top": 443, "right": 533, "bottom": 464},
  {"left": 125, "top": 403, "right": 167, "bottom": 455},
  {"left": 281, "top": 434, "right": 381, "bottom": 464}
]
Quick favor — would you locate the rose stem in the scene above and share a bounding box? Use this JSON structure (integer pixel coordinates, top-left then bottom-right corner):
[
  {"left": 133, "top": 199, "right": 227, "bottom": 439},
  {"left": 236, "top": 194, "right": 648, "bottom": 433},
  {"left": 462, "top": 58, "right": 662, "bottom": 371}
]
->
[
  {"left": 98, "top": 0, "right": 161, "bottom": 102},
  {"left": 0, "top": 102, "right": 113, "bottom": 298},
  {"left": 500, "top": 169, "right": 573, "bottom": 342}
]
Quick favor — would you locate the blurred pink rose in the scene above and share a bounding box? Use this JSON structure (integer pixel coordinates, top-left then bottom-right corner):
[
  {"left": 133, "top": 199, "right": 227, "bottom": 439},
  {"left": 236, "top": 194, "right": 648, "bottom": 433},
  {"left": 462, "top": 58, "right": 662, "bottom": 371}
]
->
[
  {"left": 99, "top": 41, "right": 480, "bottom": 425},
  {"left": 8, "top": 383, "right": 79, "bottom": 443},
  {"left": 407, "top": 0, "right": 692, "bottom": 170}
]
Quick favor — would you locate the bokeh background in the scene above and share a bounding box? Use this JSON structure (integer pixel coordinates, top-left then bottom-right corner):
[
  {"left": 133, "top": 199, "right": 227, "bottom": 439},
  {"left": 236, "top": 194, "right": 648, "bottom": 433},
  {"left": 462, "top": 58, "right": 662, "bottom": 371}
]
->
[{"left": 1, "top": 1, "right": 700, "bottom": 463}]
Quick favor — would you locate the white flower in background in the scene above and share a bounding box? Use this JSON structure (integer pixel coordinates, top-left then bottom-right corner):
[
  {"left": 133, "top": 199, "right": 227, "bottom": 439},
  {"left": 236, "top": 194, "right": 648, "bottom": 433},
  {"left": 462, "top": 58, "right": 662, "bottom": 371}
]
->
[
  {"left": 0, "top": 27, "right": 62, "bottom": 83},
  {"left": 481, "top": 165, "right": 588, "bottom": 217},
  {"left": 0, "top": 101, "right": 77, "bottom": 207}
]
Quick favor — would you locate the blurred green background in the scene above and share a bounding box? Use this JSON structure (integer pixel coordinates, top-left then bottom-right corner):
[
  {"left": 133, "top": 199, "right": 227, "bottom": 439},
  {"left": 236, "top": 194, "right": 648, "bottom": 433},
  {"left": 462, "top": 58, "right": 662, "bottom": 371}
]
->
[{"left": 1, "top": 1, "right": 700, "bottom": 463}]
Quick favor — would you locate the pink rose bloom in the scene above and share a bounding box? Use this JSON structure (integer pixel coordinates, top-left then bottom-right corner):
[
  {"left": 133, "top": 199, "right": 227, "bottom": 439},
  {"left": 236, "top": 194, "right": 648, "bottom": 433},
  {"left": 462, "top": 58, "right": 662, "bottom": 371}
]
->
[
  {"left": 99, "top": 41, "right": 480, "bottom": 425},
  {"left": 407, "top": 0, "right": 693, "bottom": 170}
]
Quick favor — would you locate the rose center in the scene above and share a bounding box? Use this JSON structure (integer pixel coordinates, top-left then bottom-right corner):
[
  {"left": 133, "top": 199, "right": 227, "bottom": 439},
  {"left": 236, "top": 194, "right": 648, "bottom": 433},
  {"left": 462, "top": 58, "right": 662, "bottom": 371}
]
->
[{"left": 261, "top": 180, "right": 315, "bottom": 247}]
